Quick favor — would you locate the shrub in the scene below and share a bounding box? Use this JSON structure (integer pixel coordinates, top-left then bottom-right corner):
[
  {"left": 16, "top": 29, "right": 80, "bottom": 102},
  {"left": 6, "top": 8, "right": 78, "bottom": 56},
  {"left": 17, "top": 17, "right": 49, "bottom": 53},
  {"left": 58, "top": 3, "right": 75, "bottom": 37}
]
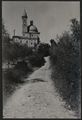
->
[
  {"left": 50, "top": 18, "right": 80, "bottom": 112},
  {"left": 28, "top": 53, "right": 45, "bottom": 67},
  {"left": 37, "top": 43, "right": 50, "bottom": 57}
]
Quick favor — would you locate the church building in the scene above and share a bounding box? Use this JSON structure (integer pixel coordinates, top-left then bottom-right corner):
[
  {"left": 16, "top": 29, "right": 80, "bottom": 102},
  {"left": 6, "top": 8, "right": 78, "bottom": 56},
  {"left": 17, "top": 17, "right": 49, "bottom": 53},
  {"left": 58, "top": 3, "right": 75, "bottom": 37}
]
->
[{"left": 12, "top": 9, "right": 40, "bottom": 48}]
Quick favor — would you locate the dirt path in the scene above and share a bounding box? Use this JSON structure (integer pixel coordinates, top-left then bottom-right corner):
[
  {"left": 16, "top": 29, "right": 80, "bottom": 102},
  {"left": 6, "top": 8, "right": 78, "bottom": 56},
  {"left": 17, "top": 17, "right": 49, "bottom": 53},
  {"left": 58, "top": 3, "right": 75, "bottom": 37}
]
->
[{"left": 3, "top": 57, "right": 77, "bottom": 118}]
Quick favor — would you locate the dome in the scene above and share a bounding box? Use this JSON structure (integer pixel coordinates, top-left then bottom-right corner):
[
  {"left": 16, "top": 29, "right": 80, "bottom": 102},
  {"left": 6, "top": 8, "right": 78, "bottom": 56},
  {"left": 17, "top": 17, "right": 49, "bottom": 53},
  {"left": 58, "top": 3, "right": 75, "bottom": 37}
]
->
[
  {"left": 29, "top": 25, "right": 38, "bottom": 33},
  {"left": 28, "top": 20, "right": 38, "bottom": 33}
]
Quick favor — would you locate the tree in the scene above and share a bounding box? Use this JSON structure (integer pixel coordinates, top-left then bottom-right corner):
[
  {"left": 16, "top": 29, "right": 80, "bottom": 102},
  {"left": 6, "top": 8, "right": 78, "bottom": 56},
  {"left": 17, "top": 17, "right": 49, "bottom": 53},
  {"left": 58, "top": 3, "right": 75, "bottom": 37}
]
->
[
  {"left": 2, "top": 20, "right": 11, "bottom": 66},
  {"left": 70, "top": 18, "right": 80, "bottom": 51},
  {"left": 70, "top": 18, "right": 80, "bottom": 41},
  {"left": 50, "top": 18, "right": 80, "bottom": 111},
  {"left": 37, "top": 43, "right": 50, "bottom": 57}
]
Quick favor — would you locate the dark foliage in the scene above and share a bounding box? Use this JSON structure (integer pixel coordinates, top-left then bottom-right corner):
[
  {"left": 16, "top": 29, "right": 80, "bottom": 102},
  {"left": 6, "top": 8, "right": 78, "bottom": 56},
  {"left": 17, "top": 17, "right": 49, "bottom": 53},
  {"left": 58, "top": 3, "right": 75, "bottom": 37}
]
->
[
  {"left": 3, "top": 60, "right": 33, "bottom": 103},
  {"left": 50, "top": 18, "right": 80, "bottom": 112},
  {"left": 28, "top": 53, "right": 45, "bottom": 67},
  {"left": 37, "top": 43, "right": 50, "bottom": 57},
  {"left": 4, "top": 61, "right": 32, "bottom": 83}
]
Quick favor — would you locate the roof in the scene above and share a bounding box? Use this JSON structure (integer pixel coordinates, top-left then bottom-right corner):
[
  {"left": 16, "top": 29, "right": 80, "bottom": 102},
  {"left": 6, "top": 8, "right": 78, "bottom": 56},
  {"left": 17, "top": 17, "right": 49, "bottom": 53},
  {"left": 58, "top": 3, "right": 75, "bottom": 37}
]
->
[
  {"left": 22, "top": 9, "right": 27, "bottom": 18},
  {"left": 29, "top": 25, "right": 38, "bottom": 33}
]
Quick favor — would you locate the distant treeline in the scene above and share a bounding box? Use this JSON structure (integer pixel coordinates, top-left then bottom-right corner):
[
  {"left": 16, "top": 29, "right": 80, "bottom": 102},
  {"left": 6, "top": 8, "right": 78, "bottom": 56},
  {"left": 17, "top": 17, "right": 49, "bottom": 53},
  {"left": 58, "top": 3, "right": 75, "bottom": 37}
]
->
[{"left": 49, "top": 18, "right": 80, "bottom": 113}]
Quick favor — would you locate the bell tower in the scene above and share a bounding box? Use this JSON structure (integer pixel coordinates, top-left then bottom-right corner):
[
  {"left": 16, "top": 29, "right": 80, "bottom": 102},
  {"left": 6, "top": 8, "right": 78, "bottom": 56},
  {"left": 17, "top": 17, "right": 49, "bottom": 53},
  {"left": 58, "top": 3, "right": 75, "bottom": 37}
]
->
[{"left": 22, "top": 9, "right": 28, "bottom": 36}]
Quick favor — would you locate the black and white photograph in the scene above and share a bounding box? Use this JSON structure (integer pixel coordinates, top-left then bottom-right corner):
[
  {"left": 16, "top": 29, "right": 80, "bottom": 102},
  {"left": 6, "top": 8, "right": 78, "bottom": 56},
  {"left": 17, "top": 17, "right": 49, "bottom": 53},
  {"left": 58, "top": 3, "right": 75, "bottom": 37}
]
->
[{"left": 2, "top": 1, "right": 81, "bottom": 118}]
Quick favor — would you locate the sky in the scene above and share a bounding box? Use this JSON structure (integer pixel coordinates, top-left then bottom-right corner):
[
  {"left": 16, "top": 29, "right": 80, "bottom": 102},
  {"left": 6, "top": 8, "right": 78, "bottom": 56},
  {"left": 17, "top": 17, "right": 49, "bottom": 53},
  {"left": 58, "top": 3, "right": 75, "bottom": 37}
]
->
[{"left": 2, "top": 1, "right": 80, "bottom": 43}]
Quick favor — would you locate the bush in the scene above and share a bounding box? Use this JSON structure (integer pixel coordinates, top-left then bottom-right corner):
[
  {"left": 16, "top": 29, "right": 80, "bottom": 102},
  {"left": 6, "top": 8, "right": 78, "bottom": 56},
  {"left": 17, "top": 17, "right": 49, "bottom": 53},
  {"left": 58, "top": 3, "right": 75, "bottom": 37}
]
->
[
  {"left": 4, "top": 60, "right": 33, "bottom": 83},
  {"left": 28, "top": 53, "right": 45, "bottom": 67},
  {"left": 50, "top": 18, "right": 80, "bottom": 112},
  {"left": 37, "top": 43, "right": 50, "bottom": 57}
]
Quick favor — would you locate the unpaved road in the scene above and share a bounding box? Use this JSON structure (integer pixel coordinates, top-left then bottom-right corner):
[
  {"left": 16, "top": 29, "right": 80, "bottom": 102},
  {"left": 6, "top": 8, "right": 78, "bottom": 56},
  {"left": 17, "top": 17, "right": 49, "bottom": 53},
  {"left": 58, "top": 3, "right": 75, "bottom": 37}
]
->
[{"left": 3, "top": 57, "right": 77, "bottom": 118}]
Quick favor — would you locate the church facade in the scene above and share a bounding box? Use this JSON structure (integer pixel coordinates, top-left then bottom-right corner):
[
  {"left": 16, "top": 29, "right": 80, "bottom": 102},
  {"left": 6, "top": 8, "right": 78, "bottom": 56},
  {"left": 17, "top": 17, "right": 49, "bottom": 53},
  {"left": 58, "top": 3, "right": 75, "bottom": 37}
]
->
[{"left": 12, "top": 10, "right": 40, "bottom": 48}]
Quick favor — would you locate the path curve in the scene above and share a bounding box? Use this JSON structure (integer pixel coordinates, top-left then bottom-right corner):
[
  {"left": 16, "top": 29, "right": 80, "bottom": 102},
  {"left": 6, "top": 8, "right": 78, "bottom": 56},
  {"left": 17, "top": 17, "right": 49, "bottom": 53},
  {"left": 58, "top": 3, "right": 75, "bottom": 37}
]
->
[{"left": 3, "top": 57, "right": 77, "bottom": 118}]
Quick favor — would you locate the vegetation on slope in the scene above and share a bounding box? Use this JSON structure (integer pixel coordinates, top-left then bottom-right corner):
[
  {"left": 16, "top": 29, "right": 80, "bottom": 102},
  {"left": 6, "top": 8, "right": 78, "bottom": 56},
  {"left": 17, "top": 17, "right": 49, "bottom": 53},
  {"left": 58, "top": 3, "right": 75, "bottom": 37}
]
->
[{"left": 50, "top": 18, "right": 80, "bottom": 112}]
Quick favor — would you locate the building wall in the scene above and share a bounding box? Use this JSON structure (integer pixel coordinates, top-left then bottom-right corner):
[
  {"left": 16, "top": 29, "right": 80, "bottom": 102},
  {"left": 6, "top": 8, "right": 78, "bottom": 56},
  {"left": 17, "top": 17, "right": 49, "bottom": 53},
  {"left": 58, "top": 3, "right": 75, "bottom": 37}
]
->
[{"left": 13, "top": 37, "right": 39, "bottom": 48}]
